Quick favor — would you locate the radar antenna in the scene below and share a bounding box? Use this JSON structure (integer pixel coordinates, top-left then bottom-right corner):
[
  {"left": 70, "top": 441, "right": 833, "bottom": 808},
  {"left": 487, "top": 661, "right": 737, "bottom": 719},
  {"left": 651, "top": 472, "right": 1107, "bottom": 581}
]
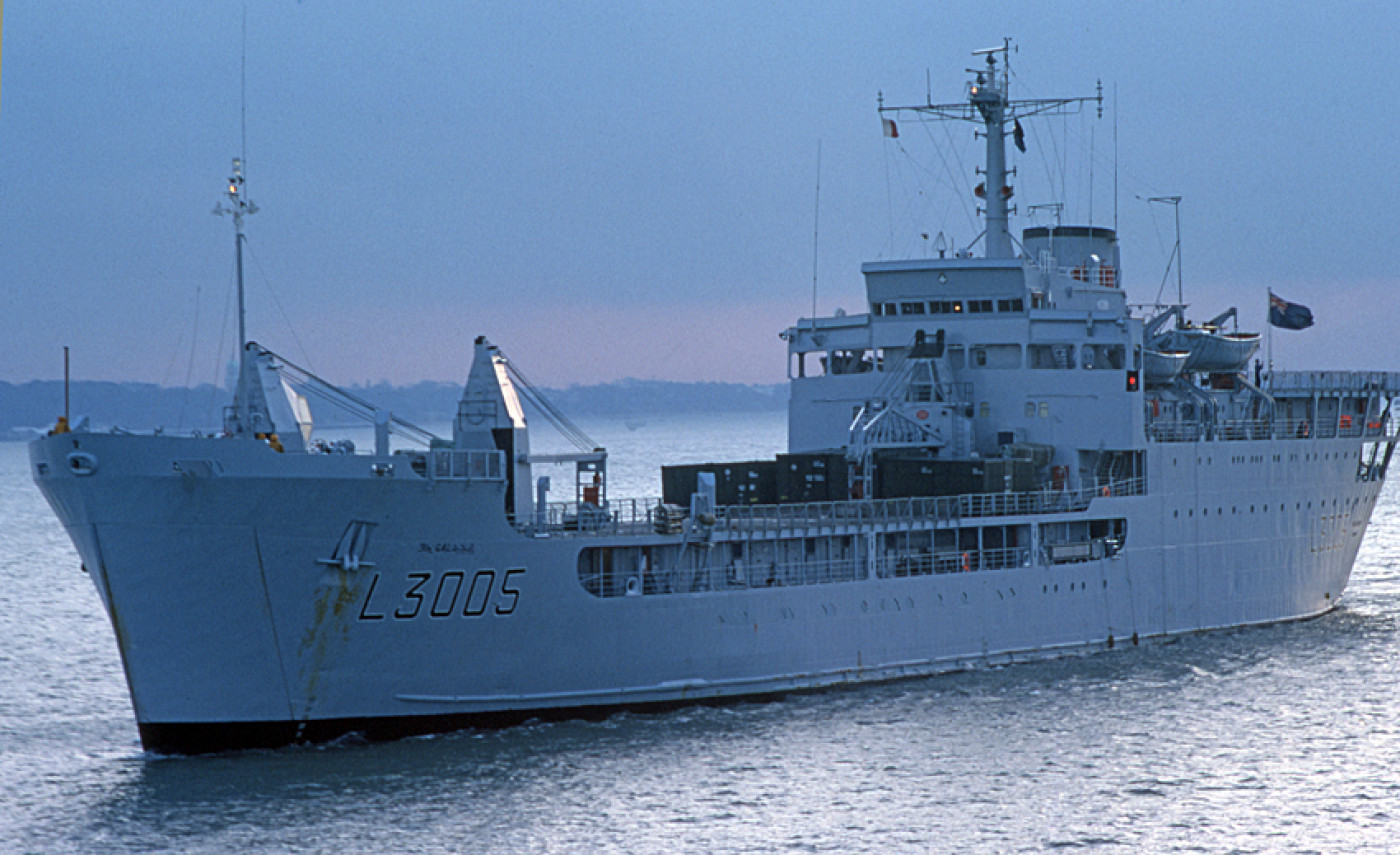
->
[{"left": 879, "top": 38, "right": 1102, "bottom": 259}]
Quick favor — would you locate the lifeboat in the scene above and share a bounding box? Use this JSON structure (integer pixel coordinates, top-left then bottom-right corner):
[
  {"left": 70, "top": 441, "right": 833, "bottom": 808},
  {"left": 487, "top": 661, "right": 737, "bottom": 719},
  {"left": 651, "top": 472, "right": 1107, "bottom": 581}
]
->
[
  {"left": 1143, "top": 349, "right": 1190, "bottom": 384},
  {"left": 1145, "top": 306, "right": 1260, "bottom": 376},
  {"left": 1158, "top": 328, "right": 1260, "bottom": 373}
]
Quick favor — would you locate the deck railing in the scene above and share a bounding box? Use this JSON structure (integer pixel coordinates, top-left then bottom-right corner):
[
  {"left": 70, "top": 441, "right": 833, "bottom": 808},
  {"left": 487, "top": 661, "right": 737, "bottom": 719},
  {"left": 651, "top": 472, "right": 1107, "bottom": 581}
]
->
[
  {"left": 522, "top": 476, "right": 1146, "bottom": 539},
  {"left": 1146, "top": 370, "right": 1400, "bottom": 444},
  {"left": 1148, "top": 412, "right": 1392, "bottom": 443}
]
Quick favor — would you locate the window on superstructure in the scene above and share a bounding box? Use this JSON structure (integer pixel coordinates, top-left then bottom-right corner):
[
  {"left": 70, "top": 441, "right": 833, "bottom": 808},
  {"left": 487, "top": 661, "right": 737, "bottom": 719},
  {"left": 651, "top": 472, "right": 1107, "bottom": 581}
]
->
[
  {"left": 1028, "top": 344, "right": 1075, "bottom": 369},
  {"left": 884, "top": 303, "right": 896, "bottom": 315},
  {"left": 1079, "top": 344, "right": 1125, "bottom": 370},
  {"left": 900, "top": 301, "right": 927, "bottom": 315},
  {"left": 997, "top": 298, "right": 1025, "bottom": 313},
  {"left": 969, "top": 344, "right": 1022, "bottom": 369},
  {"left": 968, "top": 299, "right": 993, "bottom": 314},
  {"left": 872, "top": 303, "right": 884, "bottom": 316},
  {"left": 828, "top": 349, "right": 875, "bottom": 375}
]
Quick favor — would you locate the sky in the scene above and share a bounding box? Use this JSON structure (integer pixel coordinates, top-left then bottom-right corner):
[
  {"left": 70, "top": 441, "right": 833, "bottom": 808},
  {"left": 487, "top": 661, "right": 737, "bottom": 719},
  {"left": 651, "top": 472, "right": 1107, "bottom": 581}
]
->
[{"left": 2, "top": 1, "right": 1399, "bottom": 389}]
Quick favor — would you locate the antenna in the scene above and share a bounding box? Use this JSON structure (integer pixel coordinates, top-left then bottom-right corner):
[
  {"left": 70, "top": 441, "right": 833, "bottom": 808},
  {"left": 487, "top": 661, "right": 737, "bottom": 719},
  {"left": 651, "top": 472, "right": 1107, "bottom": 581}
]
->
[
  {"left": 811, "top": 139, "right": 822, "bottom": 323},
  {"left": 1112, "top": 82, "right": 1118, "bottom": 232},
  {"left": 240, "top": 5, "right": 247, "bottom": 172},
  {"left": 214, "top": 9, "right": 258, "bottom": 355}
]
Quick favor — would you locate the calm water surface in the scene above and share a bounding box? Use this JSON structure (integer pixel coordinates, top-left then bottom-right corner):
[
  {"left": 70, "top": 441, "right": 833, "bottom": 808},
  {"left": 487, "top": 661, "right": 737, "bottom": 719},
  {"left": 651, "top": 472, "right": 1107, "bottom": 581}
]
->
[{"left": 4, "top": 412, "right": 1400, "bottom": 853}]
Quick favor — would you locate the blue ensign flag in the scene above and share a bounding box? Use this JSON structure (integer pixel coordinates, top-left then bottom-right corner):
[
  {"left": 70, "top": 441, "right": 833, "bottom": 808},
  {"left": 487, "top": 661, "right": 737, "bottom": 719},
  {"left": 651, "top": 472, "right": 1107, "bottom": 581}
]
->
[{"left": 1269, "top": 292, "right": 1314, "bottom": 330}]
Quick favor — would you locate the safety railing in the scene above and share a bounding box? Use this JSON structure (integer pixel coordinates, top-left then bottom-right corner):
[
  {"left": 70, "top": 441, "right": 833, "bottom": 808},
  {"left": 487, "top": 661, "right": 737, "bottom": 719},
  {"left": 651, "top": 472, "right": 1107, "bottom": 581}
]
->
[
  {"left": 1148, "top": 413, "right": 1392, "bottom": 443},
  {"left": 525, "top": 477, "right": 1145, "bottom": 539},
  {"left": 582, "top": 545, "right": 1047, "bottom": 598},
  {"left": 880, "top": 546, "right": 1032, "bottom": 578},
  {"left": 1266, "top": 370, "right": 1400, "bottom": 394},
  {"left": 523, "top": 497, "right": 663, "bottom": 537}
]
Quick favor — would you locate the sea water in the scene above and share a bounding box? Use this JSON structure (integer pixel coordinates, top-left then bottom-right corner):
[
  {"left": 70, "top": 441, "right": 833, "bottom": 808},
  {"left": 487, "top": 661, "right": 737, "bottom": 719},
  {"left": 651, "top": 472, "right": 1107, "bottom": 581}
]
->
[{"left": 3, "top": 412, "right": 1400, "bottom": 854}]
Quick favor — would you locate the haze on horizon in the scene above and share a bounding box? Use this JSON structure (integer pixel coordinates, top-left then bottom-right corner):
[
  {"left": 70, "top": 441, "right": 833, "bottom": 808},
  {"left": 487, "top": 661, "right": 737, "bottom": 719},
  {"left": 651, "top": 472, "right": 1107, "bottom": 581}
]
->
[{"left": 2, "top": 2, "right": 1397, "bottom": 390}]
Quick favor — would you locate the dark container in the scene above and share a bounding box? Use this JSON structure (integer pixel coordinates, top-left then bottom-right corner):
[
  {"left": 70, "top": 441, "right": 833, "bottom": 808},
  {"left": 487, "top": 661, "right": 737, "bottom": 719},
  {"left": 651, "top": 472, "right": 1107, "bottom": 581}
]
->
[
  {"left": 662, "top": 460, "right": 778, "bottom": 506},
  {"left": 873, "top": 454, "right": 982, "bottom": 499},
  {"left": 777, "top": 452, "right": 850, "bottom": 503},
  {"left": 982, "top": 458, "right": 1037, "bottom": 492}
]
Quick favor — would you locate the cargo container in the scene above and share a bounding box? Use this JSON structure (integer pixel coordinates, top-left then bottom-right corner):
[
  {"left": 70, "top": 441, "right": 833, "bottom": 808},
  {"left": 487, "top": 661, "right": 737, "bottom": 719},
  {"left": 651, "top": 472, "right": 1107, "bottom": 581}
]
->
[{"left": 661, "top": 460, "right": 778, "bottom": 506}]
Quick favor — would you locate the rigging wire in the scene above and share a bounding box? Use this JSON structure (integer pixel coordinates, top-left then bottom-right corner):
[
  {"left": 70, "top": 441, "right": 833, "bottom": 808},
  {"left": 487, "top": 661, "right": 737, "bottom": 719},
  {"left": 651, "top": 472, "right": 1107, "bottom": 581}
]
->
[
  {"left": 207, "top": 252, "right": 236, "bottom": 424},
  {"left": 262, "top": 345, "right": 437, "bottom": 446},
  {"left": 935, "top": 117, "right": 977, "bottom": 235},
  {"left": 159, "top": 297, "right": 192, "bottom": 389},
  {"left": 883, "top": 126, "right": 895, "bottom": 254},
  {"left": 244, "top": 238, "right": 316, "bottom": 375},
  {"left": 181, "top": 284, "right": 202, "bottom": 399},
  {"left": 175, "top": 281, "right": 204, "bottom": 432},
  {"left": 500, "top": 355, "right": 597, "bottom": 452},
  {"left": 879, "top": 115, "right": 978, "bottom": 258}
]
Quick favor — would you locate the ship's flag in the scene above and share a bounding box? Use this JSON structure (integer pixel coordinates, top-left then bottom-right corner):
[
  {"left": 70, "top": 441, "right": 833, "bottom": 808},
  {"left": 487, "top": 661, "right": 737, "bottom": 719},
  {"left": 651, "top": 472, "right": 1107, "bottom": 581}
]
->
[
  {"left": 1013, "top": 118, "right": 1026, "bottom": 152},
  {"left": 882, "top": 117, "right": 898, "bottom": 139},
  {"left": 1269, "top": 291, "right": 1314, "bottom": 330}
]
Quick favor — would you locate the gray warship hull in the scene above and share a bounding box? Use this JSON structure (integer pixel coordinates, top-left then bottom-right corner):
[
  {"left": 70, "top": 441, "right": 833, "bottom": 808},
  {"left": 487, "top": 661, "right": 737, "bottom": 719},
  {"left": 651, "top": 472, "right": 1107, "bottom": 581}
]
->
[{"left": 30, "top": 427, "right": 1388, "bottom": 754}]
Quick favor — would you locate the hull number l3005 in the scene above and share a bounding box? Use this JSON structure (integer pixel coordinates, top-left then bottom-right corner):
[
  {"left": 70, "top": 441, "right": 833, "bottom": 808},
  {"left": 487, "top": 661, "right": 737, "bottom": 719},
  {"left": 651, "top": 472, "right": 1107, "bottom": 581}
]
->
[{"left": 357, "top": 567, "right": 525, "bottom": 621}]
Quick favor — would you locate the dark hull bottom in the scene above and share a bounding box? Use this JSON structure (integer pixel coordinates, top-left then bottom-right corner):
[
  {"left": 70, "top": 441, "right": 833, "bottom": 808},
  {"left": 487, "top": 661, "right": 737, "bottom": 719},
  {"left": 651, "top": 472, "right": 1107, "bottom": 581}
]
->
[
  {"left": 138, "top": 692, "right": 794, "bottom": 756},
  {"left": 138, "top": 617, "right": 1319, "bottom": 755}
]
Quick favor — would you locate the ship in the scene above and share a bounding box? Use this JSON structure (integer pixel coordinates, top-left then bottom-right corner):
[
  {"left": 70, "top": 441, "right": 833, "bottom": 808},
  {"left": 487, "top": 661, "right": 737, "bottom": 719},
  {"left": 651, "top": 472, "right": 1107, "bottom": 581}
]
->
[{"left": 30, "top": 44, "right": 1400, "bottom": 754}]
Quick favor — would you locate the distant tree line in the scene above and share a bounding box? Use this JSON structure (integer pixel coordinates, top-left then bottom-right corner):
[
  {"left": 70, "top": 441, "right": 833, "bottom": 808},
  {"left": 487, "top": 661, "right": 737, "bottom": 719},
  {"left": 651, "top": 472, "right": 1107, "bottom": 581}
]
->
[{"left": 0, "top": 378, "right": 785, "bottom": 439}]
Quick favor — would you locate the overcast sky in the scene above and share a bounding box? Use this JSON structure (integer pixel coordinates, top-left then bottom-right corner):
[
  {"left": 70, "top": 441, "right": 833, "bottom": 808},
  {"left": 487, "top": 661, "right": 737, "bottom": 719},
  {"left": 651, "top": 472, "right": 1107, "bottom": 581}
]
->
[{"left": 2, "top": 1, "right": 1398, "bottom": 388}]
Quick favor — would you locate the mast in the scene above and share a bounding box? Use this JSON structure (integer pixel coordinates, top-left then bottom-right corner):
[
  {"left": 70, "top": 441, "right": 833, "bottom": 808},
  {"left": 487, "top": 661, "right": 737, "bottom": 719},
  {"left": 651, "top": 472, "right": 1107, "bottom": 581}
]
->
[
  {"left": 970, "top": 46, "right": 1013, "bottom": 257},
  {"left": 215, "top": 157, "right": 261, "bottom": 438},
  {"left": 228, "top": 158, "right": 253, "bottom": 353},
  {"left": 879, "top": 40, "right": 1102, "bottom": 260}
]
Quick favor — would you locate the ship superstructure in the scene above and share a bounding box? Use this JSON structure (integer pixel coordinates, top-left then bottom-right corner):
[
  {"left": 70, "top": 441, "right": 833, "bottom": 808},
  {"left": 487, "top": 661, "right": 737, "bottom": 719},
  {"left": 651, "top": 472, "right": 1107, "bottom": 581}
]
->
[{"left": 30, "top": 45, "right": 1400, "bottom": 753}]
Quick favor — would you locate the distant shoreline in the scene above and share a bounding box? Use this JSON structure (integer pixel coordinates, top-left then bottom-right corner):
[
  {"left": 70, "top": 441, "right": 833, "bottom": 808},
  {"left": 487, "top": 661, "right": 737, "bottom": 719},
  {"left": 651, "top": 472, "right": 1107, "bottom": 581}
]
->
[{"left": 0, "top": 379, "right": 786, "bottom": 439}]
